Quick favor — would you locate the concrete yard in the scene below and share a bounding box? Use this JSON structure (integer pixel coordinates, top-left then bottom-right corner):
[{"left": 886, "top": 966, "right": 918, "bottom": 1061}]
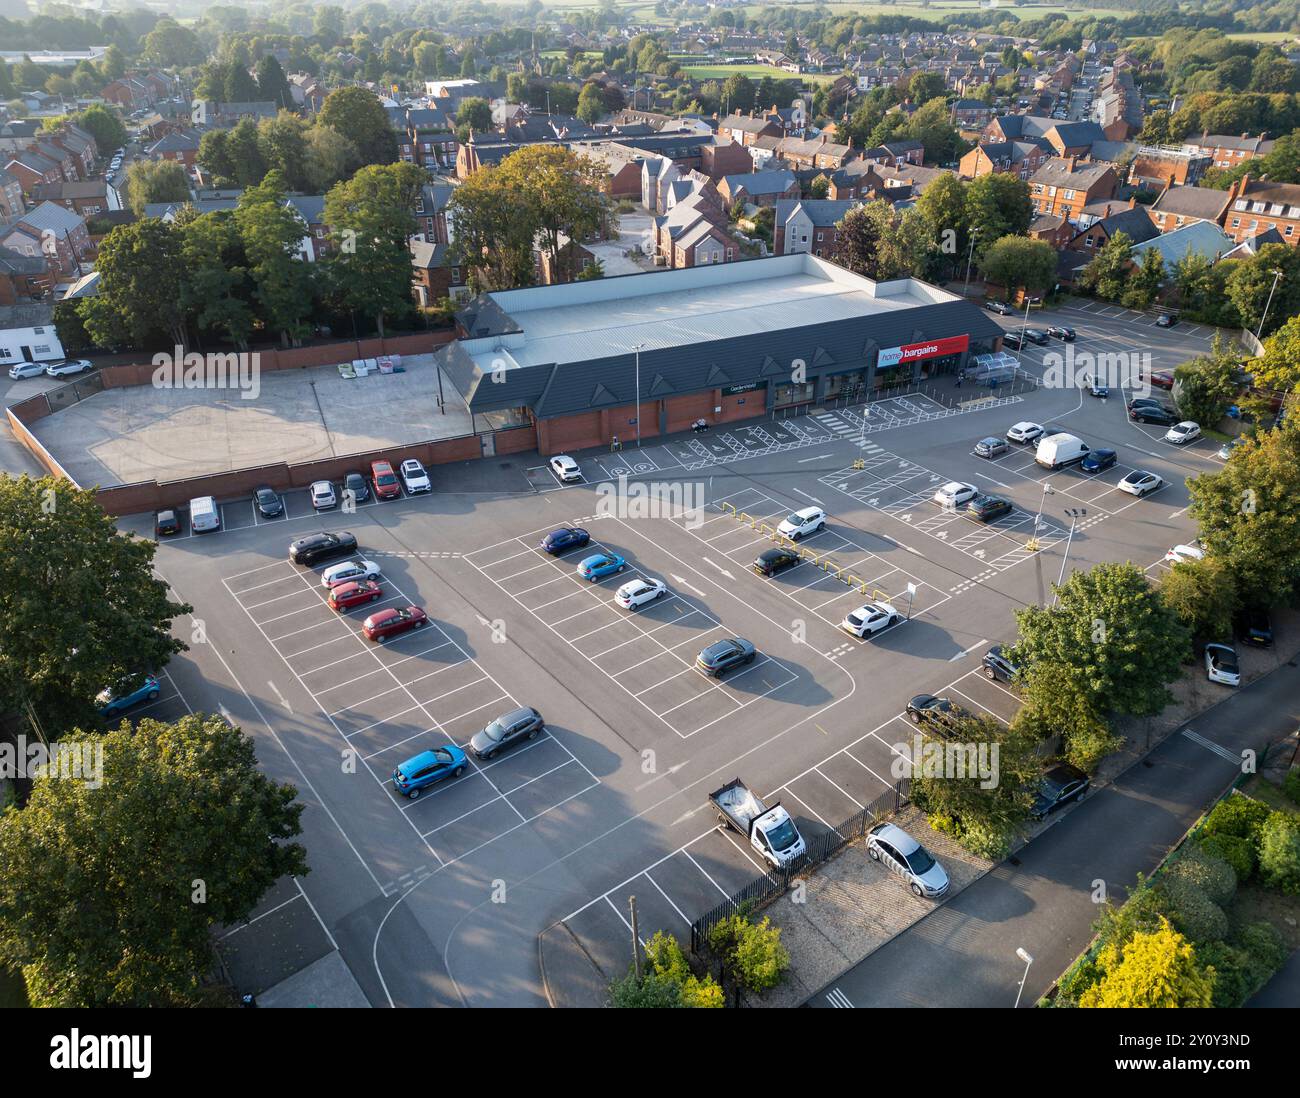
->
[{"left": 31, "top": 353, "right": 472, "bottom": 487}]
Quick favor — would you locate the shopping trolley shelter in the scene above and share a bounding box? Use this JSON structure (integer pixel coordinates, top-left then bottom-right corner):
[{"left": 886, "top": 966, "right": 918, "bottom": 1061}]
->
[{"left": 121, "top": 269, "right": 1219, "bottom": 1006}]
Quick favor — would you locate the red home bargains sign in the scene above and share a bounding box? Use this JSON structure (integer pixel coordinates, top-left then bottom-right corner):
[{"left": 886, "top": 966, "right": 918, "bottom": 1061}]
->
[{"left": 877, "top": 334, "right": 970, "bottom": 368}]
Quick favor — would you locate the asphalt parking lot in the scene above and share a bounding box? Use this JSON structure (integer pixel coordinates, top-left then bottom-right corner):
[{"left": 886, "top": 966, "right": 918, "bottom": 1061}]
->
[{"left": 119, "top": 298, "right": 1220, "bottom": 1005}]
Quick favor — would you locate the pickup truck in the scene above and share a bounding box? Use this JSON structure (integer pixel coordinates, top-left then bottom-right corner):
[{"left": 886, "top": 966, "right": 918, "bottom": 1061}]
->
[{"left": 710, "top": 779, "right": 806, "bottom": 868}]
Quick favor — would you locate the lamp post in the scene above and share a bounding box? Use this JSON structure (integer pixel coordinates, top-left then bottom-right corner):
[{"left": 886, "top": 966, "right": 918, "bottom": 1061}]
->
[
  {"left": 1256, "top": 268, "right": 1283, "bottom": 343},
  {"left": 1033, "top": 482, "right": 1054, "bottom": 536},
  {"left": 1015, "top": 293, "right": 1032, "bottom": 363},
  {"left": 632, "top": 342, "right": 644, "bottom": 448},
  {"left": 963, "top": 227, "right": 979, "bottom": 296},
  {"left": 1053, "top": 507, "right": 1087, "bottom": 606},
  {"left": 1014, "top": 947, "right": 1034, "bottom": 1008}
]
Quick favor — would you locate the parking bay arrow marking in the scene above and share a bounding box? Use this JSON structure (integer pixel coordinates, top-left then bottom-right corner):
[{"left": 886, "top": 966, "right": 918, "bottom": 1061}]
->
[
  {"left": 701, "top": 557, "right": 735, "bottom": 581},
  {"left": 670, "top": 574, "right": 706, "bottom": 597}
]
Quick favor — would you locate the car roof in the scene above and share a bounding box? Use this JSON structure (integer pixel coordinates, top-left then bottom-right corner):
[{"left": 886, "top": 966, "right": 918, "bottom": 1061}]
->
[
  {"left": 399, "top": 749, "right": 445, "bottom": 772},
  {"left": 872, "top": 822, "right": 919, "bottom": 854},
  {"left": 792, "top": 505, "right": 821, "bottom": 517}
]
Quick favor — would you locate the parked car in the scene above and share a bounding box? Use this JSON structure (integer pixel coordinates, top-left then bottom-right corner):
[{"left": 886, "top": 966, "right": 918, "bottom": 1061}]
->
[
  {"left": 974, "top": 436, "right": 1009, "bottom": 458},
  {"left": 966, "top": 494, "right": 1014, "bottom": 522},
  {"left": 7, "top": 360, "right": 47, "bottom": 379},
  {"left": 155, "top": 509, "right": 180, "bottom": 536},
  {"left": 1155, "top": 313, "right": 1178, "bottom": 328},
  {"left": 549, "top": 455, "right": 582, "bottom": 482},
  {"left": 615, "top": 577, "right": 667, "bottom": 610},
  {"left": 985, "top": 300, "right": 1014, "bottom": 315},
  {"left": 362, "top": 605, "right": 428, "bottom": 643},
  {"left": 1046, "top": 325, "right": 1076, "bottom": 342},
  {"left": 342, "top": 471, "right": 370, "bottom": 504},
  {"left": 753, "top": 546, "right": 801, "bottom": 576},
  {"left": 711, "top": 778, "right": 806, "bottom": 869},
  {"left": 400, "top": 458, "right": 431, "bottom": 494},
  {"left": 253, "top": 486, "right": 283, "bottom": 517},
  {"left": 840, "top": 600, "right": 903, "bottom": 638},
  {"left": 1079, "top": 448, "right": 1117, "bottom": 473},
  {"left": 1165, "top": 543, "right": 1205, "bottom": 565},
  {"left": 1147, "top": 368, "right": 1175, "bottom": 389},
  {"left": 1088, "top": 382, "right": 1110, "bottom": 398},
  {"left": 1216, "top": 437, "right": 1247, "bottom": 460},
  {"left": 866, "top": 822, "right": 949, "bottom": 899},
  {"left": 44, "top": 358, "right": 92, "bottom": 377},
  {"left": 540, "top": 527, "right": 590, "bottom": 554},
  {"left": 577, "top": 552, "right": 626, "bottom": 581},
  {"left": 982, "top": 644, "right": 1020, "bottom": 683},
  {"left": 696, "top": 637, "right": 757, "bottom": 676},
  {"left": 1129, "top": 395, "right": 1172, "bottom": 411},
  {"left": 906, "top": 694, "right": 971, "bottom": 735},
  {"left": 1130, "top": 404, "right": 1178, "bottom": 426},
  {"left": 1023, "top": 328, "right": 1049, "bottom": 345},
  {"left": 327, "top": 579, "right": 384, "bottom": 611},
  {"left": 1118, "top": 470, "right": 1163, "bottom": 497},
  {"left": 933, "top": 481, "right": 978, "bottom": 508},
  {"left": 1036, "top": 433, "right": 1089, "bottom": 469},
  {"left": 96, "top": 675, "right": 161, "bottom": 719},
  {"left": 1165, "top": 421, "right": 1201, "bottom": 445},
  {"left": 1006, "top": 421, "right": 1044, "bottom": 444},
  {"left": 371, "top": 460, "right": 402, "bottom": 500},
  {"left": 393, "top": 745, "right": 468, "bottom": 798},
  {"left": 1204, "top": 642, "right": 1240, "bottom": 687},
  {"left": 1029, "top": 764, "right": 1090, "bottom": 820},
  {"left": 1236, "top": 609, "right": 1273, "bottom": 648},
  {"left": 310, "top": 480, "right": 336, "bottom": 510},
  {"left": 289, "top": 531, "right": 357, "bottom": 566},
  {"left": 470, "top": 706, "right": 544, "bottom": 760},
  {"left": 1002, "top": 331, "right": 1025, "bottom": 350},
  {"left": 777, "top": 506, "right": 826, "bottom": 540}
]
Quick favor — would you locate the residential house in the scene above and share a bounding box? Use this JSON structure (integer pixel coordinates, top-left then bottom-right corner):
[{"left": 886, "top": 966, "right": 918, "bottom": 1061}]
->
[
  {"left": 411, "top": 239, "right": 469, "bottom": 305},
  {"left": 1128, "top": 146, "right": 1211, "bottom": 190},
  {"left": 0, "top": 170, "right": 25, "bottom": 221},
  {"left": 654, "top": 192, "right": 733, "bottom": 269},
  {"left": 30, "top": 179, "right": 109, "bottom": 218},
  {"left": 1221, "top": 175, "right": 1300, "bottom": 246},
  {"left": 405, "top": 106, "right": 457, "bottom": 170},
  {"left": 1029, "top": 157, "right": 1118, "bottom": 224},
  {"left": 145, "top": 130, "right": 201, "bottom": 169},
  {"left": 3, "top": 151, "right": 63, "bottom": 196},
  {"left": 773, "top": 198, "right": 860, "bottom": 257},
  {"left": 1028, "top": 212, "right": 1073, "bottom": 250},
  {"left": 1149, "top": 183, "right": 1232, "bottom": 234},
  {"left": 538, "top": 234, "right": 600, "bottom": 285},
  {"left": 414, "top": 182, "right": 455, "bottom": 245},
  {"left": 1181, "top": 133, "right": 1273, "bottom": 170},
  {"left": 1, "top": 202, "right": 92, "bottom": 277},
  {"left": 951, "top": 98, "right": 993, "bottom": 127},
  {"left": 717, "top": 169, "right": 799, "bottom": 209},
  {"left": 0, "top": 246, "right": 48, "bottom": 305},
  {"left": 284, "top": 195, "right": 329, "bottom": 261},
  {"left": 1068, "top": 200, "right": 1158, "bottom": 252},
  {"left": 772, "top": 133, "right": 857, "bottom": 171},
  {"left": 959, "top": 139, "right": 1049, "bottom": 181},
  {"left": 1129, "top": 220, "right": 1235, "bottom": 269},
  {"left": 718, "top": 113, "right": 783, "bottom": 147},
  {"left": 49, "top": 126, "right": 98, "bottom": 178}
]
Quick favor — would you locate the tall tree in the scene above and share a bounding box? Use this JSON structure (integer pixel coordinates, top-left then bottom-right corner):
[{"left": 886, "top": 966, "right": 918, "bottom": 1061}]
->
[
  {"left": 318, "top": 85, "right": 398, "bottom": 166},
  {"left": 446, "top": 164, "right": 537, "bottom": 292},
  {"left": 84, "top": 218, "right": 190, "bottom": 350},
  {"left": 234, "top": 173, "right": 316, "bottom": 347},
  {"left": 304, "top": 123, "right": 360, "bottom": 193},
  {"left": 981, "top": 235, "right": 1057, "bottom": 295},
  {"left": 70, "top": 104, "right": 126, "bottom": 153},
  {"left": 257, "top": 111, "right": 310, "bottom": 191},
  {"left": 180, "top": 210, "right": 255, "bottom": 349},
  {"left": 965, "top": 172, "right": 1032, "bottom": 262},
  {"left": 255, "top": 54, "right": 293, "bottom": 110},
  {"left": 124, "top": 158, "right": 189, "bottom": 216},
  {"left": 831, "top": 201, "right": 893, "bottom": 280},
  {"left": 1079, "top": 230, "right": 1134, "bottom": 302}
]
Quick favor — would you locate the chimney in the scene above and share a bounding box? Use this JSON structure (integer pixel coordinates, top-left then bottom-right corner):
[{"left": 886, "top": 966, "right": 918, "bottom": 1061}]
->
[
  {"left": 1067, "top": 154, "right": 1077, "bottom": 171},
  {"left": 1129, "top": 195, "right": 1136, "bottom": 209}
]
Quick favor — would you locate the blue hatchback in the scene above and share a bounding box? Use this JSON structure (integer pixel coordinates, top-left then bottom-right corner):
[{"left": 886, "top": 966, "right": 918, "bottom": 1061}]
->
[
  {"left": 97, "top": 675, "right": 161, "bottom": 719},
  {"left": 541, "top": 527, "right": 590, "bottom": 554},
  {"left": 393, "top": 745, "right": 468, "bottom": 798},
  {"left": 1080, "top": 448, "right": 1117, "bottom": 473},
  {"left": 577, "top": 552, "right": 626, "bottom": 581}
]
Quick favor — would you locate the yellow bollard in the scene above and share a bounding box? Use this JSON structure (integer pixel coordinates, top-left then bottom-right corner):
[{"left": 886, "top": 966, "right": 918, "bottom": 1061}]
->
[{"left": 852, "top": 458, "right": 866, "bottom": 470}]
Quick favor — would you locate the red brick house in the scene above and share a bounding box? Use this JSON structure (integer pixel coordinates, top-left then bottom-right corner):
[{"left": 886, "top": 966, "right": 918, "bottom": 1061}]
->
[
  {"left": 411, "top": 240, "right": 469, "bottom": 305},
  {"left": 30, "top": 179, "right": 109, "bottom": 218},
  {"left": 1222, "top": 175, "right": 1300, "bottom": 246},
  {"left": 1029, "top": 157, "right": 1118, "bottom": 224},
  {"left": 3, "top": 151, "right": 62, "bottom": 196}
]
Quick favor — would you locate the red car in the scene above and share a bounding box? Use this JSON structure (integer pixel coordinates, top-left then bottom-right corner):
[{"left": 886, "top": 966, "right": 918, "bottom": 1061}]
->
[
  {"left": 1148, "top": 370, "right": 1175, "bottom": 390},
  {"left": 363, "top": 606, "right": 428, "bottom": 642},
  {"left": 327, "top": 579, "right": 383, "bottom": 612},
  {"left": 371, "top": 460, "right": 401, "bottom": 500}
]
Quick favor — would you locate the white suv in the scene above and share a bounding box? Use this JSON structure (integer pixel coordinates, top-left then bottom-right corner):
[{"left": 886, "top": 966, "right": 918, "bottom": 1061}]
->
[
  {"left": 400, "top": 458, "right": 431, "bottom": 494},
  {"left": 549, "top": 455, "right": 581, "bottom": 482},
  {"left": 777, "top": 506, "right": 826, "bottom": 541}
]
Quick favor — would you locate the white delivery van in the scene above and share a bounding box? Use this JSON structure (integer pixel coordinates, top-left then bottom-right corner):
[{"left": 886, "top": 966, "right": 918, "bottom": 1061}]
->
[
  {"left": 189, "top": 495, "right": 221, "bottom": 532},
  {"left": 1035, "top": 433, "right": 1089, "bottom": 470}
]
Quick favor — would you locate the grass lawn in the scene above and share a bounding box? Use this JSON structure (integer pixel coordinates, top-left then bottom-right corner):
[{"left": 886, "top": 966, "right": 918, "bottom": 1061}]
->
[{"left": 682, "top": 63, "right": 837, "bottom": 84}]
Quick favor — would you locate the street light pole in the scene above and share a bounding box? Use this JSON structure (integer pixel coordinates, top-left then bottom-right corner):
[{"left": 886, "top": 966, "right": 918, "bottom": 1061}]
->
[
  {"left": 1016, "top": 294, "right": 1032, "bottom": 363},
  {"left": 1053, "top": 507, "right": 1087, "bottom": 606},
  {"left": 633, "top": 342, "right": 644, "bottom": 448},
  {"left": 1033, "top": 482, "right": 1054, "bottom": 535},
  {"left": 963, "top": 228, "right": 979, "bottom": 296},
  {"left": 1256, "top": 268, "right": 1283, "bottom": 342},
  {"left": 1014, "top": 947, "right": 1034, "bottom": 1009}
]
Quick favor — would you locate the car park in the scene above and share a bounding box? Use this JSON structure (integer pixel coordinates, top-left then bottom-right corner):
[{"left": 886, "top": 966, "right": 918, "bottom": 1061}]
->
[
  {"left": 753, "top": 547, "right": 801, "bottom": 576},
  {"left": 1118, "top": 470, "right": 1163, "bottom": 497},
  {"left": 615, "top": 577, "right": 667, "bottom": 610},
  {"left": 1165, "top": 421, "right": 1201, "bottom": 445},
  {"left": 1129, "top": 404, "right": 1178, "bottom": 426},
  {"left": 44, "top": 358, "right": 92, "bottom": 377},
  {"left": 7, "top": 360, "right": 47, "bottom": 379},
  {"left": 777, "top": 506, "right": 826, "bottom": 540},
  {"left": 933, "top": 481, "right": 977, "bottom": 508},
  {"left": 549, "top": 455, "right": 582, "bottom": 482},
  {"left": 470, "top": 706, "right": 544, "bottom": 760},
  {"left": 320, "top": 559, "right": 381, "bottom": 588},
  {"left": 1035, "top": 433, "right": 1089, "bottom": 470},
  {"left": 696, "top": 637, "right": 757, "bottom": 676},
  {"left": 97, "top": 675, "right": 162, "bottom": 719},
  {"left": 906, "top": 694, "right": 970, "bottom": 735},
  {"left": 1204, "top": 642, "right": 1240, "bottom": 687},
  {"left": 327, "top": 579, "right": 384, "bottom": 611},
  {"left": 289, "top": 531, "right": 358, "bottom": 566},
  {"left": 1079, "top": 448, "right": 1116, "bottom": 473},
  {"left": 982, "top": 644, "right": 1019, "bottom": 683},
  {"left": 400, "top": 458, "right": 431, "bottom": 494},
  {"left": 1236, "top": 609, "right": 1273, "bottom": 648},
  {"left": 1165, "top": 543, "right": 1205, "bottom": 564},
  {"left": 866, "top": 822, "right": 949, "bottom": 899},
  {"left": 840, "top": 600, "right": 902, "bottom": 638},
  {"left": 310, "top": 480, "right": 336, "bottom": 510},
  {"left": 540, "top": 527, "right": 590, "bottom": 554},
  {"left": 342, "top": 471, "right": 370, "bottom": 503},
  {"left": 577, "top": 552, "right": 626, "bottom": 580},
  {"left": 985, "top": 300, "right": 1013, "bottom": 315},
  {"left": 362, "top": 605, "right": 428, "bottom": 643},
  {"left": 1047, "top": 326, "right": 1076, "bottom": 341},
  {"left": 974, "top": 436, "right": 1009, "bottom": 458},
  {"left": 253, "top": 486, "right": 283, "bottom": 517},
  {"left": 371, "top": 460, "right": 402, "bottom": 500},
  {"left": 1029, "top": 764, "right": 1089, "bottom": 820},
  {"left": 393, "top": 745, "right": 468, "bottom": 799},
  {"left": 155, "top": 509, "right": 180, "bottom": 536},
  {"left": 1006, "top": 421, "right": 1044, "bottom": 444},
  {"left": 966, "top": 494, "right": 1013, "bottom": 522}
]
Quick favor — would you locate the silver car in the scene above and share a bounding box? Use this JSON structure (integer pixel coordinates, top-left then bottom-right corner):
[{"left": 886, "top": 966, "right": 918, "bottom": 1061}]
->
[{"left": 867, "top": 822, "right": 949, "bottom": 899}]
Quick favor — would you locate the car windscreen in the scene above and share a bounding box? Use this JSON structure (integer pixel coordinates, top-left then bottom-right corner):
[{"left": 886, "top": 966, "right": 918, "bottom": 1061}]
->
[
  {"left": 483, "top": 720, "right": 506, "bottom": 742},
  {"left": 766, "top": 817, "right": 800, "bottom": 851},
  {"left": 904, "top": 845, "right": 936, "bottom": 875},
  {"left": 431, "top": 748, "right": 454, "bottom": 764},
  {"left": 377, "top": 473, "right": 397, "bottom": 485}
]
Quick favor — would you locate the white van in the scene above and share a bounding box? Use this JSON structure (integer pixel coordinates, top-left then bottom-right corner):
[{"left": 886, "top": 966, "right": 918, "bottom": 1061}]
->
[
  {"left": 1035, "top": 433, "right": 1089, "bottom": 470},
  {"left": 189, "top": 495, "right": 221, "bottom": 533}
]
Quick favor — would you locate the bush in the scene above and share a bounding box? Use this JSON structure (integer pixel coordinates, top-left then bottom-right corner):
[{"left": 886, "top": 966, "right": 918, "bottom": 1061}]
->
[
  {"left": 707, "top": 912, "right": 790, "bottom": 995},
  {"left": 1158, "top": 877, "right": 1229, "bottom": 944},
  {"left": 1201, "top": 793, "right": 1270, "bottom": 842},
  {"left": 1257, "top": 812, "right": 1300, "bottom": 894},
  {"left": 1234, "top": 921, "right": 1287, "bottom": 987},
  {"left": 643, "top": 931, "right": 723, "bottom": 1008},
  {"left": 1165, "top": 848, "right": 1237, "bottom": 907},
  {"left": 1283, "top": 769, "right": 1300, "bottom": 807},
  {"left": 1196, "top": 940, "right": 1252, "bottom": 1008},
  {"left": 1197, "top": 832, "right": 1256, "bottom": 882},
  {"left": 608, "top": 968, "right": 682, "bottom": 1008}
]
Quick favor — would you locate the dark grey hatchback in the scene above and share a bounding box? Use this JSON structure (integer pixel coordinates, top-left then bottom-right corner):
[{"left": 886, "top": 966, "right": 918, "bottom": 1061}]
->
[
  {"left": 696, "top": 637, "right": 757, "bottom": 676},
  {"left": 470, "top": 706, "right": 544, "bottom": 760}
]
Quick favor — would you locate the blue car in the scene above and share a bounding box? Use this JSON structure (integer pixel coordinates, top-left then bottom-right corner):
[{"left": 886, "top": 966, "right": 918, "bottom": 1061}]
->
[
  {"left": 97, "top": 675, "right": 160, "bottom": 719},
  {"left": 1080, "top": 448, "right": 1117, "bottom": 473},
  {"left": 393, "top": 745, "right": 468, "bottom": 798},
  {"left": 541, "top": 527, "right": 590, "bottom": 554},
  {"left": 577, "top": 552, "right": 626, "bottom": 581}
]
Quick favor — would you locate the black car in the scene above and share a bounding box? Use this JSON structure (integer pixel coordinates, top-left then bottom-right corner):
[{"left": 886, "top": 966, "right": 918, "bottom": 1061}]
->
[
  {"left": 906, "top": 694, "right": 971, "bottom": 737},
  {"left": 289, "top": 531, "right": 358, "bottom": 566},
  {"left": 985, "top": 300, "right": 1014, "bottom": 315},
  {"left": 1155, "top": 313, "right": 1178, "bottom": 328},
  {"left": 1029, "top": 763, "right": 1089, "bottom": 820},
  {"left": 1079, "top": 448, "right": 1117, "bottom": 473},
  {"left": 1236, "top": 609, "right": 1273, "bottom": 648},
  {"left": 1023, "top": 328, "right": 1049, "bottom": 345},
  {"left": 155, "top": 509, "right": 180, "bottom": 536},
  {"left": 1130, "top": 404, "right": 1178, "bottom": 426},
  {"left": 754, "top": 547, "right": 801, "bottom": 576},
  {"left": 1002, "top": 331, "right": 1025, "bottom": 350},
  {"left": 342, "top": 471, "right": 370, "bottom": 504},
  {"left": 1047, "top": 325, "right": 1076, "bottom": 342},
  {"left": 966, "top": 494, "right": 1014, "bottom": 522},
  {"left": 696, "top": 637, "right": 757, "bottom": 676},
  {"left": 541, "top": 527, "right": 590, "bottom": 554},
  {"left": 469, "top": 706, "right": 544, "bottom": 760},
  {"left": 253, "top": 485, "right": 283, "bottom": 518},
  {"left": 982, "top": 644, "right": 1020, "bottom": 683}
]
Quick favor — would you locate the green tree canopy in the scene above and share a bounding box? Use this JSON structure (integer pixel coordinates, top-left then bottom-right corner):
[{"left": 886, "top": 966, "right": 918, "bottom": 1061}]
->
[{"left": 319, "top": 85, "right": 399, "bottom": 166}]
